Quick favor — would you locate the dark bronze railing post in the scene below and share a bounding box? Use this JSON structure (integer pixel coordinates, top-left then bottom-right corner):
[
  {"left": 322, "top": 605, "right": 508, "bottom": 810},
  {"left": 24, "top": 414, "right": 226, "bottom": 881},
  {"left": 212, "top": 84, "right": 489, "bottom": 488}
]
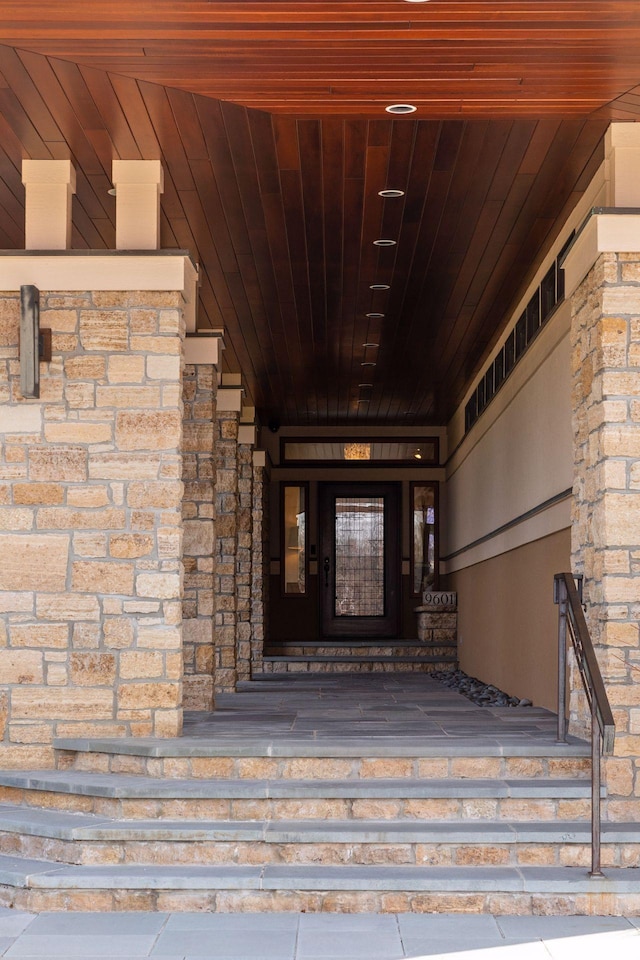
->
[
  {"left": 553, "top": 572, "right": 614, "bottom": 882},
  {"left": 591, "top": 704, "right": 603, "bottom": 877},
  {"left": 554, "top": 574, "right": 568, "bottom": 743}
]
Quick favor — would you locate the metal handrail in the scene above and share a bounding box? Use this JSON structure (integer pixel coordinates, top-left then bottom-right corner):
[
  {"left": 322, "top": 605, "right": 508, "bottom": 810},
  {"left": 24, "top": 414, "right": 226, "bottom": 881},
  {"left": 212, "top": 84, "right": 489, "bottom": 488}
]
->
[{"left": 554, "top": 572, "right": 615, "bottom": 877}]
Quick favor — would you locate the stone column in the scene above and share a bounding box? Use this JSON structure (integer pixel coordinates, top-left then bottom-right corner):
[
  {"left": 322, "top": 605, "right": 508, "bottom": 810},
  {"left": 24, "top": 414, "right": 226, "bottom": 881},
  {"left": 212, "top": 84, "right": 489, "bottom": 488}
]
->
[
  {"left": 214, "top": 385, "right": 243, "bottom": 693},
  {"left": 0, "top": 277, "right": 189, "bottom": 764},
  {"left": 236, "top": 435, "right": 254, "bottom": 682},
  {"left": 570, "top": 248, "right": 640, "bottom": 816},
  {"left": 181, "top": 358, "right": 216, "bottom": 711},
  {"left": 251, "top": 451, "right": 268, "bottom": 676}
]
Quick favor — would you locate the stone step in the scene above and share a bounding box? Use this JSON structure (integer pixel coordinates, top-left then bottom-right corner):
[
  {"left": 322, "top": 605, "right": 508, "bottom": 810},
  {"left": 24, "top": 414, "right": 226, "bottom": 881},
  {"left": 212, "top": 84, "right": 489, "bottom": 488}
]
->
[
  {"left": 0, "top": 805, "right": 635, "bottom": 869},
  {"left": 0, "top": 770, "right": 597, "bottom": 821},
  {"left": 52, "top": 746, "right": 592, "bottom": 781},
  {"left": 260, "top": 656, "right": 458, "bottom": 675},
  {"left": 265, "top": 642, "right": 457, "bottom": 657},
  {"left": 1, "top": 857, "right": 640, "bottom": 913}
]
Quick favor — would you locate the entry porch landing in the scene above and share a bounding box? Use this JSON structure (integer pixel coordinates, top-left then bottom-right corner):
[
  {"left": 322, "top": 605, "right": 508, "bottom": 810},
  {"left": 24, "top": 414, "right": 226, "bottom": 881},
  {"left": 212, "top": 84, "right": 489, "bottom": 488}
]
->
[
  {"left": 3, "top": 674, "right": 640, "bottom": 914},
  {"left": 79, "top": 672, "right": 584, "bottom": 759}
]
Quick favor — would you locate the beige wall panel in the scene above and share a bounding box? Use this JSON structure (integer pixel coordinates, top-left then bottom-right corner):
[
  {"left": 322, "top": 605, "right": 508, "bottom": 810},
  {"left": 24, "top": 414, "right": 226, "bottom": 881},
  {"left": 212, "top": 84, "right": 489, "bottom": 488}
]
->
[
  {"left": 444, "top": 313, "right": 572, "bottom": 567},
  {"left": 450, "top": 528, "right": 570, "bottom": 712}
]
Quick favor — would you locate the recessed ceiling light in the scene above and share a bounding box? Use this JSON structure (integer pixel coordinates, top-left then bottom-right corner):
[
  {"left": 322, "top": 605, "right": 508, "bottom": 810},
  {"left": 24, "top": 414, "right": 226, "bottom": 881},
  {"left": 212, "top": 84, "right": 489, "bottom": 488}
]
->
[
  {"left": 378, "top": 189, "right": 404, "bottom": 199},
  {"left": 362, "top": 342, "right": 379, "bottom": 348},
  {"left": 366, "top": 312, "right": 385, "bottom": 319},
  {"left": 361, "top": 361, "right": 377, "bottom": 367},
  {"left": 405, "top": 1, "right": 431, "bottom": 3},
  {"left": 373, "top": 239, "right": 396, "bottom": 247},
  {"left": 356, "top": 398, "right": 370, "bottom": 404},
  {"left": 369, "top": 283, "right": 390, "bottom": 291},
  {"left": 359, "top": 383, "right": 373, "bottom": 389},
  {"left": 386, "top": 103, "right": 417, "bottom": 115}
]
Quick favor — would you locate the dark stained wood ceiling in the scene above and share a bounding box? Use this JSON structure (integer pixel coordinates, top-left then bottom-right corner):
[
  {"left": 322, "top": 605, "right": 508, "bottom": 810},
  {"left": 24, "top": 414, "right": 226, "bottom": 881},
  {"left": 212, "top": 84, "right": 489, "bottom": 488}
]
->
[{"left": 0, "top": 2, "right": 638, "bottom": 423}]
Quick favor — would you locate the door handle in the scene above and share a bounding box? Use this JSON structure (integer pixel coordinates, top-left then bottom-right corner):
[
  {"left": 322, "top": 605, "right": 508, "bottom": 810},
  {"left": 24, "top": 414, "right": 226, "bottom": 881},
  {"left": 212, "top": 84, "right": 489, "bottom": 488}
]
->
[{"left": 323, "top": 556, "right": 330, "bottom": 587}]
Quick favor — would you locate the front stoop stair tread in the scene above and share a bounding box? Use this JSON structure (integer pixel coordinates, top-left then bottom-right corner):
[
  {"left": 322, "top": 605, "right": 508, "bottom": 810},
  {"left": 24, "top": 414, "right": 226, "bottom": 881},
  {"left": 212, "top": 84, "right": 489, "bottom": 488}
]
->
[
  {"left": 51, "top": 737, "right": 591, "bottom": 757},
  {"left": 0, "top": 770, "right": 596, "bottom": 798},
  {"left": 262, "top": 656, "right": 458, "bottom": 662},
  {"left": 1, "top": 856, "right": 640, "bottom": 893},
  {"left": 0, "top": 804, "right": 636, "bottom": 843}
]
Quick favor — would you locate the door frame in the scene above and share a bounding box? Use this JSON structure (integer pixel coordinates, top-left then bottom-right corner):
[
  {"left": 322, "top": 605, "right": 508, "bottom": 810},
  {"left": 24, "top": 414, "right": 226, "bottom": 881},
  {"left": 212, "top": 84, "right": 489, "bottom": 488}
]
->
[{"left": 318, "top": 481, "right": 401, "bottom": 639}]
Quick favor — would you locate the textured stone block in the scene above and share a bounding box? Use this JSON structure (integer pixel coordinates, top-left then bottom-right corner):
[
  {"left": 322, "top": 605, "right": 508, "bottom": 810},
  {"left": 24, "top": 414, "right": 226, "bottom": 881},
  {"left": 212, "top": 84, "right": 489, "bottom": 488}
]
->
[
  {"left": 12, "top": 484, "right": 64, "bottom": 505},
  {"left": 119, "top": 651, "right": 164, "bottom": 679},
  {"left": 96, "top": 385, "right": 162, "bottom": 408},
  {"left": 71, "top": 560, "right": 134, "bottom": 595},
  {"left": 109, "top": 533, "right": 154, "bottom": 558},
  {"left": 63, "top": 356, "right": 106, "bottom": 379},
  {"left": 28, "top": 446, "right": 87, "bottom": 481},
  {"left": 36, "top": 593, "right": 100, "bottom": 621},
  {"left": 79, "top": 310, "right": 129, "bottom": 351},
  {"left": 183, "top": 519, "right": 214, "bottom": 556},
  {"left": 0, "top": 650, "right": 43, "bottom": 684},
  {"left": 0, "top": 297, "right": 19, "bottom": 345},
  {"left": 127, "top": 481, "right": 183, "bottom": 509},
  {"left": 0, "top": 508, "right": 32, "bottom": 530},
  {"left": 37, "top": 507, "right": 125, "bottom": 530},
  {"left": 147, "top": 355, "right": 181, "bottom": 380},
  {"left": 11, "top": 623, "right": 68, "bottom": 649},
  {"left": 137, "top": 626, "right": 181, "bottom": 649},
  {"left": 116, "top": 411, "right": 181, "bottom": 451},
  {"left": 69, "top": 653, "right": 117, "bottom": 686},
  {"left": 44, "top": 422, "right": 112, "bottom": 444},
  {"left": 0, "top": 534, "right": 69, "bottom": 591},
  {"left": 11, "top": 686, "right": 113, "bottom": 720},
  {"left": 136, "top": 572, "right": 181, "bottom": 599},
  {"left": 117, "top": 682, "right": 180, "bottom": 709},
  {"left": 107, "top": 355, "right": 145, "bottom": 382},
  {"left": 0, "top": 404, "right": 41, "bottom": 433}
]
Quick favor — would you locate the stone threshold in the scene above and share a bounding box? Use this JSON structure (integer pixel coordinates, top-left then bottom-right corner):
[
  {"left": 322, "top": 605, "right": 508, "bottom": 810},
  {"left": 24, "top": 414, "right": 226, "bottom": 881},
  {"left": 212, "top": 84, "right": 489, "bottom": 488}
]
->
[
  {"left": 1, "top": 858, "right": 640, "bottom": 894},
  {"left": 52, "top": 737, "right": 591, "bottom": 758},
  {"left": 0, "top": 771, "right": 594, "bottom": 800}
]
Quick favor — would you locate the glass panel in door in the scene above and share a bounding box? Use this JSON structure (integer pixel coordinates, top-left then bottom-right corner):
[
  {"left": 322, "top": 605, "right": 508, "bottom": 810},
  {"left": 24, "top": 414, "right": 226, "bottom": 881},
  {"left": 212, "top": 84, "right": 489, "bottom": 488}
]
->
[{"left": 320, "top": 483, "right": 399, "bottom": 638}]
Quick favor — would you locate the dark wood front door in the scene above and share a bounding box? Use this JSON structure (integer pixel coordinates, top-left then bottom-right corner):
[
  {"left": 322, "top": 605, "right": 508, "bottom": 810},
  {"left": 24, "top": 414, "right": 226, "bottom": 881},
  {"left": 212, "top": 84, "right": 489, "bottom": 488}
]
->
[{"left": 319, "top": 483, "right": 400, "bottom": 638}]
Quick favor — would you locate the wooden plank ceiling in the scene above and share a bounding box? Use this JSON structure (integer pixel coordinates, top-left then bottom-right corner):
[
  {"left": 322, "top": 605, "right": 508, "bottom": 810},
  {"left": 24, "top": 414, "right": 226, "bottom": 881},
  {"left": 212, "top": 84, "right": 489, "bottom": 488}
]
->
[{"left": 0, "top": 2, "right": 638, "bottom": 424}]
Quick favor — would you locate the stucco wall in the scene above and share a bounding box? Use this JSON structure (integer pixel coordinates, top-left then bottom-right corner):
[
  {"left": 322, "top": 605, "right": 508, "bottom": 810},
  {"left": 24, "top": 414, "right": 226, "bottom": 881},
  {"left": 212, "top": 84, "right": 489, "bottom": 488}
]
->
[
  {"left": 444, "top": 302, "right": 573, "bottom": 710},
  {"left": 450, "top": 529, "right": 570, "bottom": 711}
]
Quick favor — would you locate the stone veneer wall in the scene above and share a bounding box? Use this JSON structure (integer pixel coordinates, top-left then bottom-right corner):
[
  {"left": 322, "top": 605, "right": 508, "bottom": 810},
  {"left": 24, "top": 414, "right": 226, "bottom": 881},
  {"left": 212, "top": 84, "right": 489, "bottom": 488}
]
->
[
  {"left": 214, "top": 406, "right": 239, "bottom": 693},
  {"left": 250, "top": 458, "right": 268, "bottom": 675},
  {"left": 236, "top": 441, "right": 253, "bottom": 681},
  {"left": 571, "top": 251, "right": 640, "bottom": 815},
  {"left": 0, "top": 289, "right": 185, "bottom": 766},
  {"left": 182, "top": 363, "right": 216, "bottom": 710}
]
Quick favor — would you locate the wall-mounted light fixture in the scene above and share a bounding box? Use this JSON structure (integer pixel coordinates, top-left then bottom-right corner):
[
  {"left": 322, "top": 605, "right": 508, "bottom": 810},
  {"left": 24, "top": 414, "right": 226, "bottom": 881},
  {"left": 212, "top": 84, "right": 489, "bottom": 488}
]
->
[{"left": 19, "top": 285, "right": 51, "bottom": 399}]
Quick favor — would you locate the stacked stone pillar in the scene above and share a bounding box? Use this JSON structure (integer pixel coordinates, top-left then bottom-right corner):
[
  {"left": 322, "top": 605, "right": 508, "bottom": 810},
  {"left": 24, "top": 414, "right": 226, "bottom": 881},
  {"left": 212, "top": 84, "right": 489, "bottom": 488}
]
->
[
  {"left": 570, "top": 247, "right": 640, "bottom": 813},
  {"left": 214, "top": 387, "right": 242, "bottom": 693},
  {"left": 236, "top": 417, "right": 256, "bottom": 681},
  {"left": 251, "top": 451, "right": 268, "bottom": 674},
  {"left": 181, "top": 359, "right": 217, "bottom": 710},
  {"left": 564, "top": 125, "right": 640, "bottom": 814},
  {"left": 0, "top": 272, "right": 192, "bottom": 764}
]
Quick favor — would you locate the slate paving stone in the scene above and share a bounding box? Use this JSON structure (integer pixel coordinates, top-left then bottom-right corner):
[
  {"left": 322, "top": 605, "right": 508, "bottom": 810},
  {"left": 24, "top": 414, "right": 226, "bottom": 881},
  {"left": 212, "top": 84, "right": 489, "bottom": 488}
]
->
[
  {"left": 296, "top": 929, "right": 403, "bottom": 959},
  {"left": 397, "top": 914, "right": 502, "bottom": 938},
  {"left": 152, "top": 929, "right": 297, "bottom": 957},
  {"left": 495, "top": 915, "right": 635, "bottom": 938},
  {"left": 5, "top": 934, "right": 159, "bottom": 956},
  {"left": 164, "top": 913, "right": 300, "bottom": 931},
  {"left": 401, "top": 938, "right": 542, "bottom": 958},
  {"left": 24, "top": 911, "right": 169, "bottom": 934},
  {"left": 175, "top": 675, "right": 571, "bottom": 748}
]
